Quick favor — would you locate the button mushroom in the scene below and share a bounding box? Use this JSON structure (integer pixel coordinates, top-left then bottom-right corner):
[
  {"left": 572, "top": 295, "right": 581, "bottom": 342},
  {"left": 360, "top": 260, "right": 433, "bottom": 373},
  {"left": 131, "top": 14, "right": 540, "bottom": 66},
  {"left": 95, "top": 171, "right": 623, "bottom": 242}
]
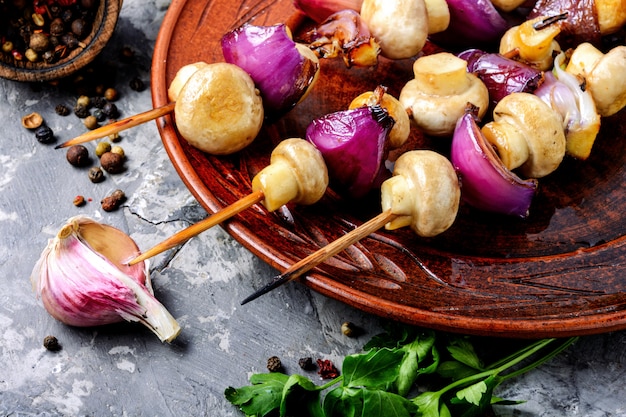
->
[
  {"left": 399, "top": 52, "right": 490, "bottom": 137},
  {"left": 423, "top": 0, "right": 450, "bottom": 34},
  {"left": 174, "top": 62, "right": 264, "bottom": 155},
  {"left": 252, "top": 138, "right": 329, "bottom": 212},
  {"left": 480, "top": 92, "right": 566, "bottom": 179},
  {"left": 565, "top": 43, "right": 626, "bottom": 117},
  {"left": 360, "top": 0, "right": 429, "bottom": 60},
  {"left": 167, "top": 62, "right": 209, "bottom": 102},
  {"left": 381, "top": 150, "right": 460, "bottom": 237}
]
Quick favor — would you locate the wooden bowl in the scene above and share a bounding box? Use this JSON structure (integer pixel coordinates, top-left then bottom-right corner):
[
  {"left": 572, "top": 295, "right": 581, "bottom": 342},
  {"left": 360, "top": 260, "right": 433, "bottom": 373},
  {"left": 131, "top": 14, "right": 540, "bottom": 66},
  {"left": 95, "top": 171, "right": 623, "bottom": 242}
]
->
[{"left": 0, "top": 0, "right": 122, "bottom": 83}]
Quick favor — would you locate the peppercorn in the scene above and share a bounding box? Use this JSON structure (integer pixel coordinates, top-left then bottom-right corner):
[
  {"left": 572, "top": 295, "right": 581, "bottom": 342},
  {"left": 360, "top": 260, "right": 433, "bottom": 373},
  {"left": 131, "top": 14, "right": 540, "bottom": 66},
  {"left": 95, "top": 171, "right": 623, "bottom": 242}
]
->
[
  {"left": 73, "top": 195, "right": 86, "bottom": 207},
  {"left": 76, "top": 95, "right": 91, "bottom": 108},
  {"left": 61, "top": 32, "right": 79, "bottom": 49},
  {"left": 74, "top": 104, "right": 90, "bottom": 118},
  {"left": 55, "top": 104, "right": 70, "bottom": 116},
  {"left": 88, "top": 166, "right": 105, "bottom": 183},
  {"left": 100, "top": 151, "right": 125, "bottom": 173},
  {"left": 341, "top": 321, "right": 357, "bottom": 337},
  {"left": 120, "top": 46, "right": 135, "bottom": 63},
  {"left": 95, "top": 141, "right": 111, "bottom": 157},
  {"left": 34, "top": 125, "right": 54, "bottom": 144},
  {"left": 317, "top": 359, "right": 340, "bottom": 379},
  {"left": 267, "top": 356, "right": 283, "bottom": 372},
  {"left": 101, "top": 189, "right": 126, "bottom": 212},
  {"left": 109, "top": 132, "right": 121, "bottom": 142},
  {"left": 298, "top": 357, "right": 315, "bottom": 371},
  {"left": 50, "top": 18, "right": 65, "bottom": 37},
  {"left": 102, "top": 102, "right": 119, "bottom": 119},
  {"left": 21, "top": 112, "right": 44, "bottom": 129},
  {"left": 129, "top": 77, "right": 145, "bottom": 92},
  {"left": 66, "top": 145, "right": 90, "bottom": 167},
  {"left": 110, "top": 145, "right": 125, "bottom": 158},
  {"left": 103, "top": 88, "right": 118, "bottom": 102},
  {"left": 43, "top": 335, "right": 61, "bottom": 352},
  {"left": 71, "top": 18, "right": 88, "bottom": 38},
  {"left": 92, "top": 109, "right": 106, "bottom": 122},
  {"left": 83, "top": 115, "right": 99, "bottom": 130},
  {"left": 91, "top": 96, "right": 107, "bottom": 109}
]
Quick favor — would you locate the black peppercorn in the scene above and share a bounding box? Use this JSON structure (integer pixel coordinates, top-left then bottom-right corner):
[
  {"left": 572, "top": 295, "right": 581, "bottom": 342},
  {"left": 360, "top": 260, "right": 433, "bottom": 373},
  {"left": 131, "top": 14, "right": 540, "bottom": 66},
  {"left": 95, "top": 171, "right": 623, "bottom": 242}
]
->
[
  {"left": 66, "top": 145, "right": 90, "bottom": 167},
  {"left": 92, "top": 108, "right": 106, "bottom": 122},
  {"left": 267, "top": 356, "right": 283, "bottom": 372},
  {"left": 91, "top": 96, "right": 107, "bottom": 109},
  {"left": 61, "top": 32, "right": 79, "bottom": 49},
  {"left": 74, "top": 104, "right": 90, "bottom": 118},
  {"left": 34, "top": 125, "right": 54, "bottom": 144},
  {"left": 129, "top": 77, "right": 145, "bottom": 92},
  {"left": 298, "top": 357, "right": 315, "bottom": 371},
  {"left": 71, "top": 18, "right": 88, "bottom": 38},
  {"left": 43, "top": 335, "right": 61, "bottom": 352},
  {"left": 88, "top": 166, "right": 105, "bottom": 183},
  {"left": 100, "top": 151, "right": 125, "bottom": 174},
  {"left": 101, "top": 189, "right": 126, "bottom": 212},
  {"left": 55, "top": 104, "right": 70, "bottom": 116},
  {"left": 49, "top": 18, "right": 65, "bottom": 37},
  {"left": 102, "top": 102, "right": 119, "bottom": 119}
]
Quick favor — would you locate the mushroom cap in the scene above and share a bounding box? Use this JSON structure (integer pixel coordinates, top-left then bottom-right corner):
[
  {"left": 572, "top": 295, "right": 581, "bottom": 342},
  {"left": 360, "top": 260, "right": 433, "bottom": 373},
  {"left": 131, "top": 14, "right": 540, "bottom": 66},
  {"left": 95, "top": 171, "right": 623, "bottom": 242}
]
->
[
  {"left": 360, "top": 0, "right": 428, "bottom": 59},
  {"left": 270, "top": 138, "right": 329, "bottom": 206},
  {"left": 167, "top": 62, "right": 209, "bottom": 102},
  {"left": 174, "top": 63, "right": 264, "bottom": 155},
  {"left": 587, "top": 46, "right": 626, "bottom": 117},
  {"left": 492, "top": 93, "right": 566, "bottom": 178},
  {"left": 399, "top": 74, "right": 489, "bottom": 137},
  {"left": 387, "top": 150, "right": 460, "bottom": 237}
]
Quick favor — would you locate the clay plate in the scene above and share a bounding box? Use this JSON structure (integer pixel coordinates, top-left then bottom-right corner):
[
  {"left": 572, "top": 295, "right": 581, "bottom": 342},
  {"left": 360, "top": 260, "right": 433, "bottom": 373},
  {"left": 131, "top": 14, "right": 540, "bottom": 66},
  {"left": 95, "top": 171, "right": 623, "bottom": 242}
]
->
[{"left": 151, "top": 0, "right": 626, "bottom": 338}]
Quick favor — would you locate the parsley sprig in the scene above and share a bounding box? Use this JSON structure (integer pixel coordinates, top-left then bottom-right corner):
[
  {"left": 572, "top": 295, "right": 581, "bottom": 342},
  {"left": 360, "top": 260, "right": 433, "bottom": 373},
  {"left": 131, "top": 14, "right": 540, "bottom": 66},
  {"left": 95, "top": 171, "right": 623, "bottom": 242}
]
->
[{"left": 225, "top": 325, "right": 577, "bottom": 417}]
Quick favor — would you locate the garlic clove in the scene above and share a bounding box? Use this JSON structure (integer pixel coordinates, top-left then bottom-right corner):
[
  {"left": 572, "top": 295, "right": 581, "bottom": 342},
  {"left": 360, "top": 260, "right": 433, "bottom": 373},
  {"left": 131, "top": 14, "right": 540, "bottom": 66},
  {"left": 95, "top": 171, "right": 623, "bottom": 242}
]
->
[{"left": 31, "top": 216, "right": 181, "bottom": 343}]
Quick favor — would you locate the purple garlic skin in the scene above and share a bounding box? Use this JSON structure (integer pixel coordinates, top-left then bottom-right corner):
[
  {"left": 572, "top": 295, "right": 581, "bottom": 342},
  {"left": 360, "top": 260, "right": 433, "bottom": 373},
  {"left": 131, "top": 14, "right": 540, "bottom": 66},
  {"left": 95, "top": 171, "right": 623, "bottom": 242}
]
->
[{"left": 31, "top": 216, "right": 181, "bottom": 343}]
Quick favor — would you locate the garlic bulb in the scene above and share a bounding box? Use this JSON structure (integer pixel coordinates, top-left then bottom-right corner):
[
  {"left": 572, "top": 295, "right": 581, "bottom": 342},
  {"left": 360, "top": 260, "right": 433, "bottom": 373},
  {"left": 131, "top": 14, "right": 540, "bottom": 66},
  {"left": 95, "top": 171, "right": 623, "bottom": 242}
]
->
[{"left": 30, "top": 216, "right": 181, "bottom": 343}]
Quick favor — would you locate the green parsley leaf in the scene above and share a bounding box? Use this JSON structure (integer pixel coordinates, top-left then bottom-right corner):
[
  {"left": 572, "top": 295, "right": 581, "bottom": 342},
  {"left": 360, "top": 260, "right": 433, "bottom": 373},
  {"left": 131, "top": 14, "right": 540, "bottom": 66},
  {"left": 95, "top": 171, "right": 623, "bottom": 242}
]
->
[{"left": 225, "top": 373, "right": 290, "bottom": 417}]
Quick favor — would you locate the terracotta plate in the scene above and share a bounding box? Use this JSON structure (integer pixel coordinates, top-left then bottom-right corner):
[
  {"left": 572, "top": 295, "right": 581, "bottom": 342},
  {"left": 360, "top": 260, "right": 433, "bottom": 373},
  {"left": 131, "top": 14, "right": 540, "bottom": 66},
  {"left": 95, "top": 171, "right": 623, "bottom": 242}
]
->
[{"left": 151, "top": 0, "right": 626, "bottom": 338}]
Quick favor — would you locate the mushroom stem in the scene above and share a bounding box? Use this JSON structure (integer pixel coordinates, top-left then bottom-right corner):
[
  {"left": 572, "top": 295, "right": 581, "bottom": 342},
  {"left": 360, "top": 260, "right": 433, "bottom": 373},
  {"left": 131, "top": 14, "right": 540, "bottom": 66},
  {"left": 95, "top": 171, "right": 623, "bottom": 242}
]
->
[
  {"left": 240, "top": 209, "right": 397, "bottom": 305},
  {"left": 127, "top": 190, "right": 264, "bottom": 266},
  {"left": 55, "top": 102, "right": 176, "bottom": 149}
]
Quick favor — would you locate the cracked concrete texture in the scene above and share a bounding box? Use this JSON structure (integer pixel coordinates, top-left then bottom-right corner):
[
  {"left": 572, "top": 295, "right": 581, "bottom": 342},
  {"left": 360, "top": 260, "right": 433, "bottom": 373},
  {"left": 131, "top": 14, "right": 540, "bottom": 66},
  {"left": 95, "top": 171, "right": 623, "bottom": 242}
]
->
[{"left": 1, "top": 1, "right": 625, "bottom": 416}]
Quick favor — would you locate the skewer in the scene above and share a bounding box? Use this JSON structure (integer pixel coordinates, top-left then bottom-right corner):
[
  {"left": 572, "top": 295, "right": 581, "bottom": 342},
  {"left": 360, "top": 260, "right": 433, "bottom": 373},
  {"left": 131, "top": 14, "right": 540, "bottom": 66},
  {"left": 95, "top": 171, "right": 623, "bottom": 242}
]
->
[
  {"left": 127, "top": 190, "right": 264, "bottom": 266},
  {"left": 240, "top": 209, "right": 397, "bottom": 305},
  {"left": 55, "top": 102, "right": 176, "bottom": 149}
]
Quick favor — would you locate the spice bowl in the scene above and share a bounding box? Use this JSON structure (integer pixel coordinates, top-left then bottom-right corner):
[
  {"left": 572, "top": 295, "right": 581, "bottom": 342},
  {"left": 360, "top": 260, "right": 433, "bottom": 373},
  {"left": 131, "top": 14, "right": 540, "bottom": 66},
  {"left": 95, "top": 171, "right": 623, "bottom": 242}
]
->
[{"left": 0, "top": 0, "right": 122, "bottom": 83}]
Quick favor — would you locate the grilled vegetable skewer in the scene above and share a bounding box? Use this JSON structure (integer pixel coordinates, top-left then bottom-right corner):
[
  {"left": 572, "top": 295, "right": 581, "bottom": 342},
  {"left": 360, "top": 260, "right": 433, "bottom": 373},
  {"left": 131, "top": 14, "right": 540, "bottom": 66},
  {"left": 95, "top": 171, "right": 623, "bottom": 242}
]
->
[
  {"left": 241, "top": 150, "right": 461, "bottom": 304},
  {"left": 128, "top": 139, "right": 328, "bottom": 265}
]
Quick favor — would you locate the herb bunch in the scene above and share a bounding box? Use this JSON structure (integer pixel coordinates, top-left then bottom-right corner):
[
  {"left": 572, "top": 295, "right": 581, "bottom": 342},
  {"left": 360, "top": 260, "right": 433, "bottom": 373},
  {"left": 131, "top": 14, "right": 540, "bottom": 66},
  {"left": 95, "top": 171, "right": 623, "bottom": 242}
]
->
[{"left": 225, "top": 325, "right": 577, "bottom": 417}]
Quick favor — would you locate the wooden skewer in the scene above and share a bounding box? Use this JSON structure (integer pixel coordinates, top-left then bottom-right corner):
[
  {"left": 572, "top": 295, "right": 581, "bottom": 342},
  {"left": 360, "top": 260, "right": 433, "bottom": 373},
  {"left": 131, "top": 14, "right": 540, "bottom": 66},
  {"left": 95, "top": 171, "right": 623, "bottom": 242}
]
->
[
  {"left": 128, "top": 190, "right": 265, "bottom": 266},
  {"left": 55, "top": 102, "right": 177, "bottom": 149},
  {"left": 240, "top": 209, "right": 398, "bottom": 305}
]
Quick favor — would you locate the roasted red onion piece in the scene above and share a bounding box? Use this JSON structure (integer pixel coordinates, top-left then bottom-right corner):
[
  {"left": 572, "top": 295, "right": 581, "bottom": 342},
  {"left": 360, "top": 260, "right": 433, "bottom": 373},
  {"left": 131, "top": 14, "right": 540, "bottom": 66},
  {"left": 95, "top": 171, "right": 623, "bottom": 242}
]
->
[
  {"left": 221, "top": 23, "right": 320, "bottom": 119},
  {"left": 306, "top": 105, "right": 394, "bottom": 199},
  {"left": 300, "top": 9, "right": 380, "bottom": 67},
  {"left": 293, "top": 0, "right": 363, "bottom": 23},
  {"left": 429, "top": 0, "right": 512, "bottom": 48},
  {"left": 451, "top": 112, "right": 538, "bottom": 218},
  {"left": 458, "top": 49, "right": 544, "bottom": 108}
]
